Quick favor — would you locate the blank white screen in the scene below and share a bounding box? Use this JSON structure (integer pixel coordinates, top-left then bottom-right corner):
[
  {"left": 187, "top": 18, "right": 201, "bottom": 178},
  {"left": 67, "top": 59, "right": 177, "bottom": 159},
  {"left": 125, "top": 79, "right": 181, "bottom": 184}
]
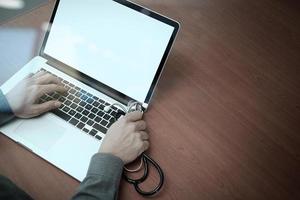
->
[{"left": 44, "top": 0, "right": 174, "bottom": 102}]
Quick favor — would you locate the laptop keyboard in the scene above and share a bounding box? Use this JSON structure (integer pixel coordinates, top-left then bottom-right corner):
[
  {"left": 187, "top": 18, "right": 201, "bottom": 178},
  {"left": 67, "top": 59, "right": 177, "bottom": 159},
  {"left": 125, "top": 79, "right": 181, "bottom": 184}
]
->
[{"left": 38, "top": 69, "right": 125, "bottom": 141}]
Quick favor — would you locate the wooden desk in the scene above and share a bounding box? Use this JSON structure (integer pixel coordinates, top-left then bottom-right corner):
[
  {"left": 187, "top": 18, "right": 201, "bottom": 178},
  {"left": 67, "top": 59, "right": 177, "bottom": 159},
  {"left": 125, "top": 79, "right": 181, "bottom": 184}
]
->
[{"left": 0, "top": 0, "right": 299, "bottom": 199}]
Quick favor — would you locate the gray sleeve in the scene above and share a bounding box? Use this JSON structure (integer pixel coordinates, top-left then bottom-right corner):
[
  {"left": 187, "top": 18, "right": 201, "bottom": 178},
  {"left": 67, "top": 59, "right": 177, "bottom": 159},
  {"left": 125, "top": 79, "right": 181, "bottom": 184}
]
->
[
  {"left": 0, "top": 90, "right": 15, "bottom": 126},
  {"left": 71, "top": 153, "right": 124, "bottom": 200}
]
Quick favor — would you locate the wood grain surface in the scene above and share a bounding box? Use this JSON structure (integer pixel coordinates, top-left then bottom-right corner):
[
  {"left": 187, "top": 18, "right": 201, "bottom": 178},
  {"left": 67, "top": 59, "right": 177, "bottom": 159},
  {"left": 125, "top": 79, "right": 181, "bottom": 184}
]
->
[{"left": 0, "top": 0, "right": 299, "bottom": 199}]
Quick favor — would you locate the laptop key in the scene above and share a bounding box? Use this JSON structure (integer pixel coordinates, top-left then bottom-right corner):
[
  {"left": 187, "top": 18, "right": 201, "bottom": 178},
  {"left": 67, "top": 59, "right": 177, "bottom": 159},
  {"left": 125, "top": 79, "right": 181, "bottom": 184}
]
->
[
  {"left": 93, "top": 123, "right": 107, "bottom": 134},
  {"left": 99, "top": 99, "right": 105, "bottom": 104},
  {"left": 81, "top": 116, "right": 88, "bottom": 123},
  {"left": 88, "top": 113, "right": 96, "bottom": 119},
  {"left": 111, "top": 111, "right": 117, "bottom": 117},
  {"left": 63, "top": 106, "right": 70, "bottom": 113},
  {"left": 103, "top": 114, "right": 110, "bottom": 120},
  {"left": 52, "top": 109, "right": 71, "bottom": 121},
  {"left": 97, "top": 110, "right": 105, "bottom": 117},
  {"left": 92, "top": 96, "right": 99, "bottom": 101},
  {"left": 69, "top": 118, "right": 79, "bottom": 126},
  {"left": 53, "top": 93, "right": 60, "bottom": 99},
  {"left": 68, "top": 110, "right": 76, "bottom": 116},
  {"left": 82, "top": 110, "right": 90, "bottom": 116},
  {"left": 70, "top": 103, "right": 77, "bottom": 109},
  {"left": 76, "top": 106, "right": 84, "bottom": 112},
  {"left": 58, "top": 96, "right": 66, "bottom": 102},
  {"left": 79, "top": 101, "right": 87, "bottom": 107},
  {"left": 95, "top": 135, "right": 102, "bottom": 140},
  {"left": 81, "top": 95, "right": 88, "bottom": 101},
  {"left": 89, "top": 129, "right": 97, "bottom": 136},
  {"left": 75, "top": 92, "right": 82, "bottom": 97},
  {"left": 95, "top": 116, "right": 101, "bottom": 123},
  {"left": 92, "top": 101, "right": 100, "bottom": 107},
  {"left": 62, "top": 80, "right": 69, "bottom": 84},
  {"left": 109, "top": 117, "right": 116, "bottom": 123},
  {"left": 91, "top": 107, "right": 99, "bottom": 114},
  {"left": 67, "top": 95, "right": 75, "bottom": 101},
  {"left": 65, "top": 85, "right": 71, "bottom": 91},
  {"left": 100, "top": 120, "right": 108, "bottom": 127},
  {"left": 77, "top": 122, "right": 85, "bottom": 129},
  {"left": 65, "top": 100, "right": 72, "bottom": 106},
  {"left": 85, "top": 104, "right": 92, "bottom": 110},
  {"left": 107, "top": 121, "right": 114, "bottom": 128},
  {"left": 99, "top": 104, "right": 105, "bottom": 110},
  {"left": 62, "top": 91, "right": 68, "bottom": 97},
  {"left": 83, "top": 128, "right": 89, "bottom": 133},
  {"left": 75, "top": 86, "right": 80, "bottom": 91},
  {"left": 87, "top": 98, "right": 94, "bottom": 104},
  {"left": 87, "top": 120, "right": 94, "bottom": 126},
  {"left": 74, "top": 97, "right": 80, "bottom": 104},
  {"left": 75, "top": 113, "right": 82, "bottom": 119}
]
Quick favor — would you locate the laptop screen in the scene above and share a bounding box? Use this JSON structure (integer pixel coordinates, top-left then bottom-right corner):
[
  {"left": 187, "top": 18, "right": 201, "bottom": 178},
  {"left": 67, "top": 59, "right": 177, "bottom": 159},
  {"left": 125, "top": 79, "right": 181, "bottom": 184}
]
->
[{"left": 43, "top": 0, "right": 175, "bottom": 103}]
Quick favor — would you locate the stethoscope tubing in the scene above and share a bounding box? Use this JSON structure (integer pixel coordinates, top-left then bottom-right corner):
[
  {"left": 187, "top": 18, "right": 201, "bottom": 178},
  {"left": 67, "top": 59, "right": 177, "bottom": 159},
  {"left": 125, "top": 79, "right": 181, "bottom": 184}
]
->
[{"left": 123, "top": 153, "right": 165, "bottom": 196}]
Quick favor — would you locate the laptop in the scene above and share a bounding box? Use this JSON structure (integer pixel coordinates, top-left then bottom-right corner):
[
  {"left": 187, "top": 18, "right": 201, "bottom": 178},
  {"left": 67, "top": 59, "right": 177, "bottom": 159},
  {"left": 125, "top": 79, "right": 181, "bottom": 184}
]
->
[{"left": 0, "top": 0, "right": 179, "bottom": 181}]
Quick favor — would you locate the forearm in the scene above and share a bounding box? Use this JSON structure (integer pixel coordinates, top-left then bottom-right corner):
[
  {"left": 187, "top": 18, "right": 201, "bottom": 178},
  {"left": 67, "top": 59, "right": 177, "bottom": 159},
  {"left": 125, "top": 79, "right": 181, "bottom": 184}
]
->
[
  {"left": 0, "top": 90, "right": 15, "bottom": 126},
  {"left": 71, "top": 153, "right": 124, "bottom": 200}
]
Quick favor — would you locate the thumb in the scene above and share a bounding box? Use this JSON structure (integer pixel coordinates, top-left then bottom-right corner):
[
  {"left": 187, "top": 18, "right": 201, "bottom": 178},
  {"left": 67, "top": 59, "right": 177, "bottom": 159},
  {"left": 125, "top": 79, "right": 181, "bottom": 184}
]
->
[
  {"left": 124, "top": 111, "right": 143, "bottom": 122},
  {"left": 32, "top": 100, "right": 61, "bottom": 116}
]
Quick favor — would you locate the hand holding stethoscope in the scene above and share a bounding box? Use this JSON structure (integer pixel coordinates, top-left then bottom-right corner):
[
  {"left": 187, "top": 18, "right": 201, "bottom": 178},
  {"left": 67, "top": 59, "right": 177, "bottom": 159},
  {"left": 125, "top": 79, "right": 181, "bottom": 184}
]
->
[{"left": 104, "top": 101, "right": 164, "bottom": 196}]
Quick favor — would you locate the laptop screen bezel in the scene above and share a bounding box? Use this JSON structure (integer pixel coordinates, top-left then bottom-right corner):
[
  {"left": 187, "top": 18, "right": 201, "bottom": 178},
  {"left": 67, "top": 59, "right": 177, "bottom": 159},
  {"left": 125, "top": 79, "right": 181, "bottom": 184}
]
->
[{"left": 40, "top": 0, "right": 180, "bottom": 108}]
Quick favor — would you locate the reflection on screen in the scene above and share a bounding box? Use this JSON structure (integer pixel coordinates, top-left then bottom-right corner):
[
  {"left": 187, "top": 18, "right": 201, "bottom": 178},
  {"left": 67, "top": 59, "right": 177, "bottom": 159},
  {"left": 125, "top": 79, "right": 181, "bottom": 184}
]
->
[{"left": 44, "top": 0, "right": 174, "bottom": 102}]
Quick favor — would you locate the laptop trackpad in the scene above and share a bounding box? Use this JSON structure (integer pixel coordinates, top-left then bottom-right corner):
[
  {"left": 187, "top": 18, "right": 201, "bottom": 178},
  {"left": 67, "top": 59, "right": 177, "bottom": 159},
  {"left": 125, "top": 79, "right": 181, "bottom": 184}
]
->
[{"left": 14, "top": 119, "right": 65, "bottom": 151}]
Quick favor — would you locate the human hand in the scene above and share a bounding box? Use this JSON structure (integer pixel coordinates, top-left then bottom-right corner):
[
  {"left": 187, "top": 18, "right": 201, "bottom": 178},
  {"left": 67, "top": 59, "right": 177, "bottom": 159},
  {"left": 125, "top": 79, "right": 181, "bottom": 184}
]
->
[
  {"left": 99, "top": 111, "right": 150, "bottom": 164},
  {"left": 5, "top": 71, "right": 67, "bottom": 118}
]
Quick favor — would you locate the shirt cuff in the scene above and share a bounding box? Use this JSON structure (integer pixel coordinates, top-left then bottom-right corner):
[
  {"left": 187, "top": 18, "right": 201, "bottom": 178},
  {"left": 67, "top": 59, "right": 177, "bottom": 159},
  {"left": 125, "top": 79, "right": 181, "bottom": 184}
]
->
[
  {"left": 0, "top": 90, "right": 15, "bottom": 126},
  {"left": 0, "top": 90, "right": 13, "bottom": 113},
  {"left": 87, "top": 153, "right": 124, "bottom": 178}
]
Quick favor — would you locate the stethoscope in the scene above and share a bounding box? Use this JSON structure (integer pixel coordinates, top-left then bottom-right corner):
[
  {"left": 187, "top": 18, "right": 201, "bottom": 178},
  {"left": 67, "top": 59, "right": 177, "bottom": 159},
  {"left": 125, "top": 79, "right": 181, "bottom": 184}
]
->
[{"left": 104, "top": 101, "right": 164, "bottom": 196}]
